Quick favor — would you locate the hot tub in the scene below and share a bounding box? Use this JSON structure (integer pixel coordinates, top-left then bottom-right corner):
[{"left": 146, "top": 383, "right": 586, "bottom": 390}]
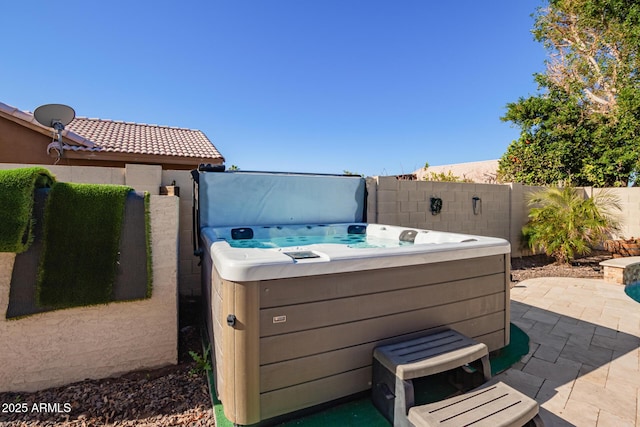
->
[{"left": 195, "top": 170, "right": 511, "bottom": 425}]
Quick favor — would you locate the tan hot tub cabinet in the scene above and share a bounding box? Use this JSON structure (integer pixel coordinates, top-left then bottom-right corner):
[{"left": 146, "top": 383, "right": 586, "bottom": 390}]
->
[{"left": 202, "top": 253, "right": 511, "bottom": 425}]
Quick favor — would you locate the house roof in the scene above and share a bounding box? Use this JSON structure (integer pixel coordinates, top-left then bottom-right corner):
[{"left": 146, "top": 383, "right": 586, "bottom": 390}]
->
[
  {"left": 0, "top": 101, "right": 224, "bottom": 164},
  {"left": 65, "top": 118, "right": 224, "bottom": 160}
]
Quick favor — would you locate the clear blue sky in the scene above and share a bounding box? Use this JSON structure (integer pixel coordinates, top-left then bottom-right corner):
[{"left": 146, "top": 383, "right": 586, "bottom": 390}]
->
[{"left": 2, "top": 1, "right": 546, "bottom": 177}]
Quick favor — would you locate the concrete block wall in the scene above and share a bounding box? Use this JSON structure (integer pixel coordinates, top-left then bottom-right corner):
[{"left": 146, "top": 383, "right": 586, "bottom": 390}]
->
[
  {"left": 372, "top": 176, "right": 512, "bottom": 244},
  {"left": 0, "top": 196, "right": 178, "bottom": 393},
  {"left": 509, "top": 183, "right": 546, "bottom": 256},
  {"left": 593, "top": 188, "right": 640, "bottom": 240},
  {"left": 365, "top": 177, "right": 378, "bottom": 223},
  {"left": 370, "top": 179, "right": 640, "bottom": 257}
]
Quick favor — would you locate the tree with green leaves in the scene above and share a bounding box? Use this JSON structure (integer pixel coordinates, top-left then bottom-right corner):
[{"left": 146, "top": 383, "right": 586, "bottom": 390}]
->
[{"left": 499, "top": 0, "right": 640, "bottom": 187}]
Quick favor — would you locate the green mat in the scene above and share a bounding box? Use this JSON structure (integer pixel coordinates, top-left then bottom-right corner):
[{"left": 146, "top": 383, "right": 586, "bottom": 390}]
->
[
  {"left": 0, "top": 167, "right": 55, "bottom": 253},
  {"left": 36, "top": 182, "right": 134, "bottom": 309},
  {"left": 208, "top": 323, "right": 530, "bottom": 427},
  {"left": 491, "top": 322, "right": 530, "bottom": 375}
]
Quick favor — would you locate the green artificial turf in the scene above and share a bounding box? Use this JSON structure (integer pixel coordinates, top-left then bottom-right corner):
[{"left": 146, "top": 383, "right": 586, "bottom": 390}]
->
[
  {"left": 36, "top": 182, "right": 134, "bottom": 309},
  {"left": 490, "top": 323, "right": 530, "bottom": 376},
  {"left": 0, "top": 167, "right": 55, "bottom": 253}
]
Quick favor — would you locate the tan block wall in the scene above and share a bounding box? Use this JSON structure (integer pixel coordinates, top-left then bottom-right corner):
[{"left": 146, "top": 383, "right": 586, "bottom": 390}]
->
[
  {"left": 509, "top": 184, "right": 546, "bottom": 257},
  {"left": 0, "top": 196, "right": 178, "bottom": 393},
  {"left": 593, "top": 188, "right": 640, "bottom": 240},
  {"left": 371, "top": 179, "right": 640, "bottom": 258},
  {"left": 373, "top": 176, "right": 512, "bottom": 243},
  {"left": 365, "top": 177, "right": 378, "bottom": 223}
]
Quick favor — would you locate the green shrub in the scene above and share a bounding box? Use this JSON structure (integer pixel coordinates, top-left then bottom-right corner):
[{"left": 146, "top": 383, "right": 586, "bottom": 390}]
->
[
  {"left": 522, "top": 186, "right": 620, "bottom": 263},
  {"left": 189, "top": 345, "right": 212, "bottom": 375}
]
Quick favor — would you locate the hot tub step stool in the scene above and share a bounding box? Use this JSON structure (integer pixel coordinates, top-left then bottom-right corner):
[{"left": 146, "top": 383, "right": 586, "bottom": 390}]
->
[
  {"left": 407, "top": 380, "right": 541, "bottom": 427},
  {"left": 372, "top": 329, "right": 541, "bottom": 427}
]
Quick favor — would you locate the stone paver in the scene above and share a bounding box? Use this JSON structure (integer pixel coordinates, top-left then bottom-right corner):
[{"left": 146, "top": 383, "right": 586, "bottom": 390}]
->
[
  {"left": 499, "top": 277, "right": 640, "bottom": 426},
  {"left": 523, "top": 356, "right": 581, "bottom": 383}
]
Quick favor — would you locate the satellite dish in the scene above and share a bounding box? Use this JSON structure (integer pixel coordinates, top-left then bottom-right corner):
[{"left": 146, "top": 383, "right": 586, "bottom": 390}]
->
[
  {"left": 34, "top": 104, "right": 75, "bottom": 129},
  {"left": 33, "top": 104, "right": 75, "bottom": 160}
]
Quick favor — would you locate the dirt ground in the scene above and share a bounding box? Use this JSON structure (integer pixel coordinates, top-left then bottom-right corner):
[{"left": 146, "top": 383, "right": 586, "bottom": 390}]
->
[
  {"left": 0, "top": 251, "right": 614, "bottom": 426},
  {"left": 510, "top": 250, "right": 611, "bottom": 283}
]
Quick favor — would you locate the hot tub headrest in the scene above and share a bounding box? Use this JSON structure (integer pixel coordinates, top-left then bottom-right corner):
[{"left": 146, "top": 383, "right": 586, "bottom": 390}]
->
[{"left": 198, "top": 171, "right": 366, "bottom": 228}]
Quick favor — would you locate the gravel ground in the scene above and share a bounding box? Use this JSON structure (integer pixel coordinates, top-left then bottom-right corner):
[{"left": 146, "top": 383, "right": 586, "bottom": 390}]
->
[
  {"left": 0, "top": 252, "right": 614, "bottom": 427},
  {"left": 510, "top": 250, "right": 612, "bottom": 283}
]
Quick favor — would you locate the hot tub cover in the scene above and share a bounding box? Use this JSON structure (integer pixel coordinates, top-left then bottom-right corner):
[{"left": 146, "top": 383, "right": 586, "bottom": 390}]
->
[{"left": 198, "top": 171, "right": 366, "bottom": 228}]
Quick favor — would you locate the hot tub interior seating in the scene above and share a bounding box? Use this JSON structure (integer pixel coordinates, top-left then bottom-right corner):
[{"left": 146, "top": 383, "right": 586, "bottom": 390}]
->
[{"left": 195, "top": 169, "right": 515, "bottom": 426}]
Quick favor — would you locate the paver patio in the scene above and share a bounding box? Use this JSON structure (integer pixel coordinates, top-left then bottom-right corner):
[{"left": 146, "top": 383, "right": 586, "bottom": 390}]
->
[{"left": 499, "top": 277, "right": 640, "bottom": 426}]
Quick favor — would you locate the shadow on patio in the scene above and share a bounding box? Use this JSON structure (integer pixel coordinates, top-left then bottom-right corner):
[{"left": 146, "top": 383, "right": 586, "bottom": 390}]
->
[{"left": 497, "top": 277, "right": 640, "bottom": 427}]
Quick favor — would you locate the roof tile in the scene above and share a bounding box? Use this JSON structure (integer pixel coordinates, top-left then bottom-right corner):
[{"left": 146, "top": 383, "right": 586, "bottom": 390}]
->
[
  {"left": 0, "top": 101, "right": 223, "bottom": 161},
  {"left": 64, "top": 117, "right": 223, "bottom": 160}
]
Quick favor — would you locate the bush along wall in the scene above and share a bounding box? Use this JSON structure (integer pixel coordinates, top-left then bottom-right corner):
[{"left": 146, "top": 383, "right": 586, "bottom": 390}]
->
[{"left": 4, "top": 172, "right": 152, "bottom": 318}]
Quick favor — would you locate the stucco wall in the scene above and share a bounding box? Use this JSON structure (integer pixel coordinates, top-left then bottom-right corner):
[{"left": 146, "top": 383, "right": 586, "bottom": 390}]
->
[
  {"left": 162, "top": 169, "right": 200, "bottom": 296},
  {"left": 0, "top": 196, "right": 178, "bottom": 393},
  {"left": 0, "top": 117, "right": 57, "bottom": 166}
]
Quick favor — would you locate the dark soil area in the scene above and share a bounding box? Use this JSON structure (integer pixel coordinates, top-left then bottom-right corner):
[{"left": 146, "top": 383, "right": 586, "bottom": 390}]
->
[
  {"left": 0, "top": 251, "right": 615, "bottom": 426},
  {"left": 0, "top": 298, "right": 214, "bottom": 427},
  {"left": 510, "top": 250, "right": 612, "bottom": 283}
]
